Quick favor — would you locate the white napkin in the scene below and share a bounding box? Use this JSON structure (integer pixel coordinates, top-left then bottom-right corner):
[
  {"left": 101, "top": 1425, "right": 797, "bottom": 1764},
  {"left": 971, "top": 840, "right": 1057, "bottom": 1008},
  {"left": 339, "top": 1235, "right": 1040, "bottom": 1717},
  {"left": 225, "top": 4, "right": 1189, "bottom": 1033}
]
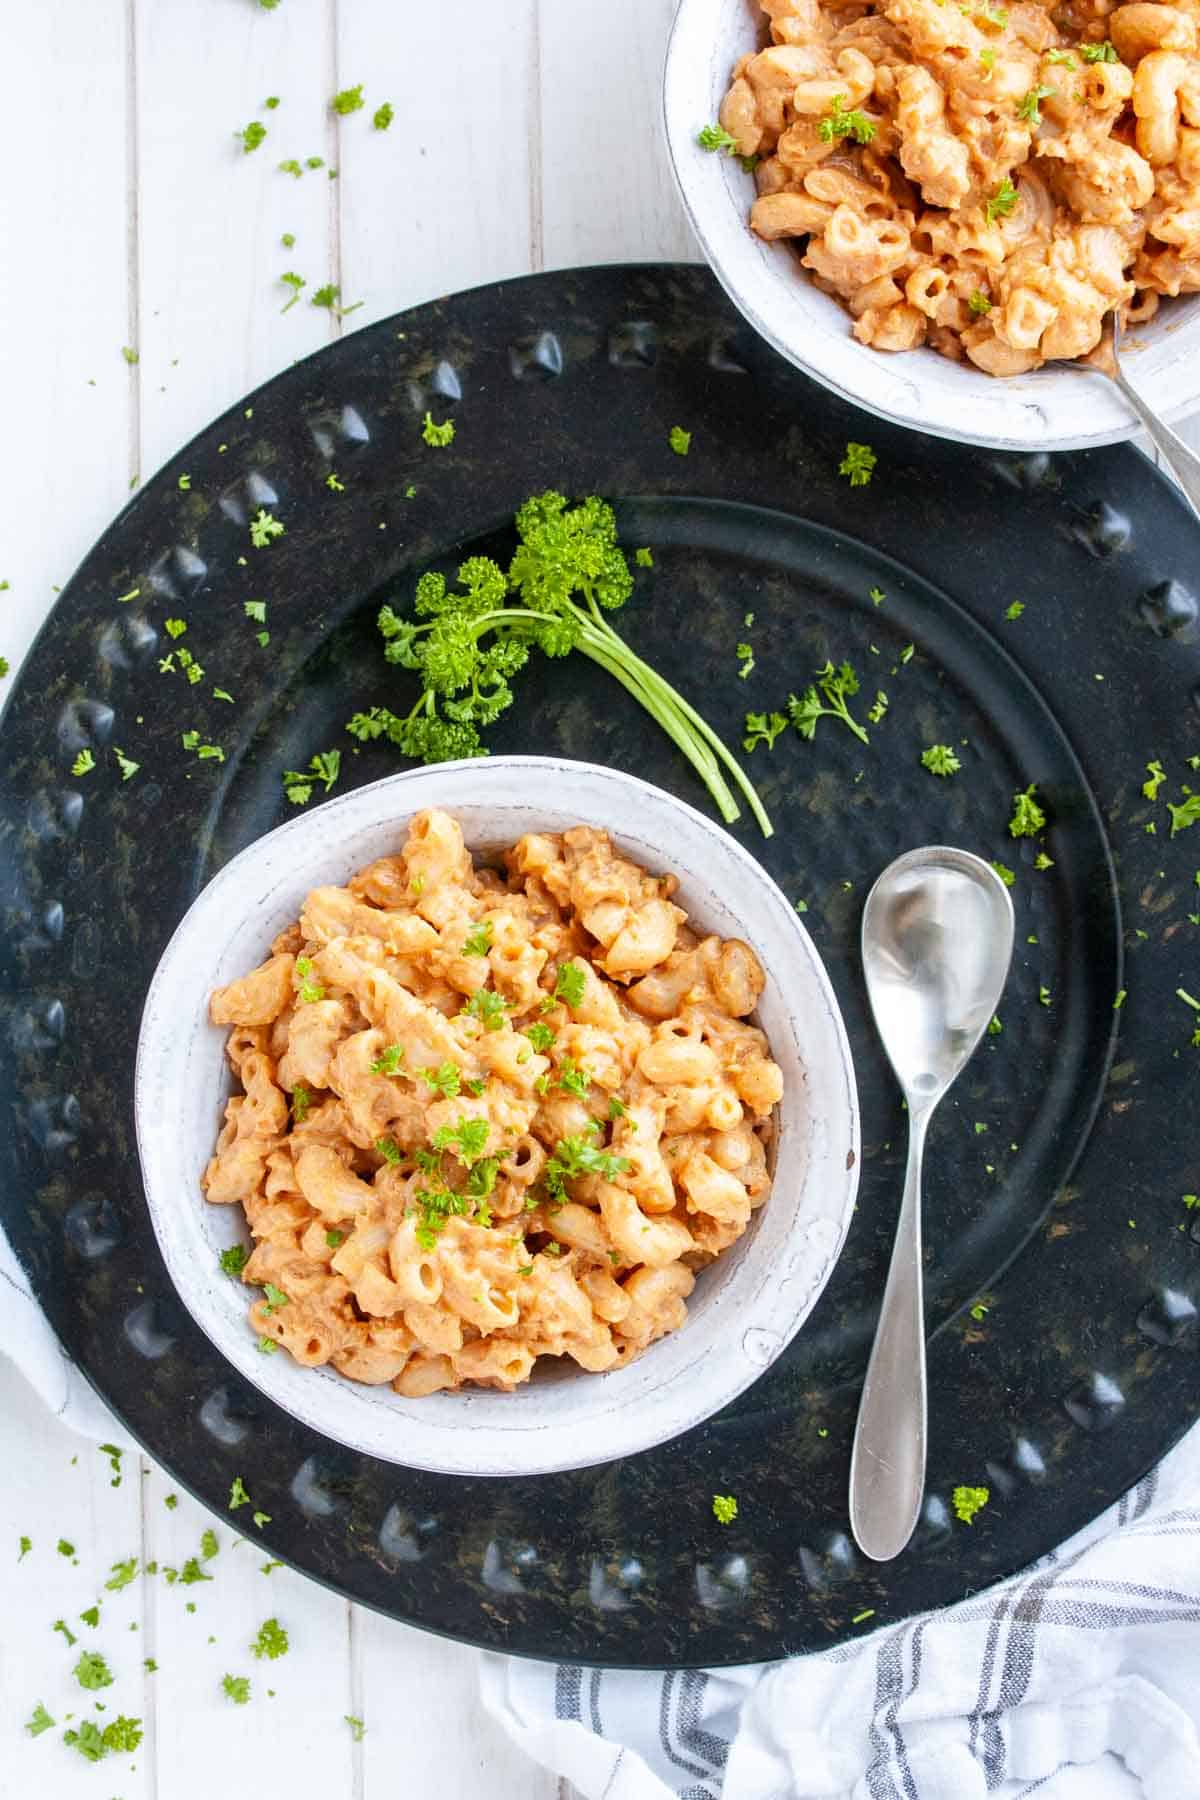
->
[
  {"left": 0, "top": 1228, "right": 129, "bottom": 1445},
  {"left": 482, "top": 1426, "right": 1200, "bottom": 1800}
]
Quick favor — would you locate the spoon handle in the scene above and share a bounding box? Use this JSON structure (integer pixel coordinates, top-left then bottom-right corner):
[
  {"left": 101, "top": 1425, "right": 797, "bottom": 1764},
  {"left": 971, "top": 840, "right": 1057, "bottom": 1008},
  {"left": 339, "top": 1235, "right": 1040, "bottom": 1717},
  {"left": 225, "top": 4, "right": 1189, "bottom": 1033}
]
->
[
  {"left": 1111, "top": 364, "right": 1200, "bottom": 522},
  {"left": 849, "top": 1111, "right": 929, "bottom": 1562}
]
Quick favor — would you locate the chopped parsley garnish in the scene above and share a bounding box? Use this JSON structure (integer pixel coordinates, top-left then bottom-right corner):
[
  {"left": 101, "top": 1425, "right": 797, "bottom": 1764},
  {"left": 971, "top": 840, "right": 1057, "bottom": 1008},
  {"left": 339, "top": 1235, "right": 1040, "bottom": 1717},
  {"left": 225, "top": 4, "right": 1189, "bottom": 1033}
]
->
[
  {"left": 712, "top": 1493, "right": 738, "bottom": 1524},
  {"left": 1143, "top": 759, "right": 1166, "bottom": 800},
  {"left": 283, "top": 748, "right": 340, "bottom": 806},
  {"left": 17, "top": 1535, "right": 31, "bottom": 1561},
  {"left": 544, "top": 1133, "right": 631, "bottom": 1201},
  {"left": 921, "top": 743, "right": 962, "bottom": 777},
  {"left": 789, "top": 661, "right": 869, "bottom": 745},
  {"left": 1169, "top": 795, "right": 1200, "bottom": 836},
  {"left": 1034, "top": 851, "right": 1054, "bottom": 870},
  {"left": 280, "top": 271, "right": 306, "bottom": 311},
  {"left": 818, "top": 94, "right": 876, "bottom": 144},
  {"left": 557, "top": 1057, "right": 592, "bottom": 1099},
  {"left": 57, "top": 1538, "right": 75, "bottom": 1558},
  {"left": 201, "top": 1529, "right": 219, "bottom": 1560},
  {"left": 251, "top": 1617, "right": 289, "bottom": 1660},
  {"left": 608, "top": 1095, "right": 627, "bottom": 1120},
  {"left": 421, "top": 412, "right": 455, "bottom": 447},
  {"left": 464, "top": 987, "right": 508, "bottom": 1030},
  {"left": 991, "top": 861, "right": 1015, "bottom": 886},
  {"left": 1081, "top": 39, "right": 1119, "bottom": 62},
  {"left": 370, "top": 1043, "right": 405, "bottom": 1075},
  {"left": 121, "top": 345, "right": 139, "bottom": 364},
  {"left": 867, "top": 691, "right": 889, "bottom": 725},
  {"left": 375, "top": 1136, "right": 404, "bottom": 1165},
  {"left": 311, "top": 282, "right": 361, "bottom": 316},
  {"left": 1039, "top": 984, "right": 1052, "bottom": 1008},
  {"left": 635, "top": 546, "right": 654, "bottom": 567},
  {"left": 291, "top": 1082, "right": 312, "bottom": 1123},
  {"left": 25, "top": 1703, "right": 55, "bottom": 1737},
  {"left": 433, "top": 1117, "right": 490, "bottom": 1164},
  {"left": 326, "top": 471, "right": 345, "bottom": 491},
  {"left": 462, "top": 919, "right": 493, "bottom": 956},
  {"left": 325, "top": 1230, "right": 345, "bottom": 1251},
  {"left": 464, "top": 1076, "right": 487, "bottom": 1097},
  {"left": 523, "top": 1022, "right": 555, "bottom": 1053},
  {"left": 743, "top": 710, "right": 788, "bottom": 752},
  {"left": 1009, "top": 783, "right": 1047, "bottom": 837},
  {"left": 1017, "top": 84, "right": 1055, "bottom": 124},
  {"left": 279, "top": 158, "right": 303, "bottom": 177},
  {"left": 244, "top": 599, "right": 267, "bottom": 623},
  {"left": 250, "top": 508, "right": 285, "bottom": 547},
  {"left": 113, "top": 747, "right": 139, "bottom": 781},
  {"left": 237, "top": 121, "right": 268, "bottom": 153},
  {"left": 223, "top": 1673, "right": 251, "bottom": 1704},
  {"left": 261, "top": 1283, "right": 289, "bottom": 1314},
  {"left": 554, "top": 962, "right": 586, "bottom": 1008},
  {"left": 736, "top": 642, "right": 755, "bottom": 679},
  {"left": 64, "top": 1721, "right": 107, "bottom": 1762},
  {"left": 1114, "top": 988, "right": 1128, "bottom": 1010},
  {"left": 420, "top": 1061, "right": 461, "bottom": 1098},
  {"left": 839, "top": 442, "right": 876, "bottom": 486},
  {"left": 968, "top": 290, "right": 992, "bottom": 315},
  {"left": 1005, "top": 600, "right": 1024, "bottom": 619},
  {"left": 74, "top": 1651, "right": 114, "bottom": 1691},
  {"left": 80, "top": 1605, "right": 100, "bottom": 1628},
  {"left": 332, "top": 83, "right": 365, "bottom": 114},
  {"left": 281, "top": 231, "right": 295, "bottom": 247},
  {"left": 698, "top": 123, "right": 739, "bottom": 153},
  {"left": 345, "top": 1713, "right": 367, "bottom": 1740},
  {"left": 373, "top": 102, "right": 394, "bottom": 130},
  {"left": 985, "top": 178, "right": 1019, "bottom": 222},
  {"left": 105, "top": 1557, "right": 138, "bottom": 1591},
  {"left": 53, "top": 1619, "right": 78, "bottom": 1647},
  {"left": 230, "top": 1477, "right": 251, "bottom": 1510},
  {"left": 1046, "top": 48, "right": 1077, "bottom": 65},
  {"left": 100, "top": 1443, "right": 123, "bottom": 1487},
  {"left": 70, "top": 749, "right": 95, "bottom": 776},
  {"left": 952, "top": 1484, "right": 990, "bottom": 1524},
  {"left": 669, "top": 425, "right": 692, "bottom": 455},
  {"left": 258, "top": 1336, "right": 279, "bottom": 1354}
]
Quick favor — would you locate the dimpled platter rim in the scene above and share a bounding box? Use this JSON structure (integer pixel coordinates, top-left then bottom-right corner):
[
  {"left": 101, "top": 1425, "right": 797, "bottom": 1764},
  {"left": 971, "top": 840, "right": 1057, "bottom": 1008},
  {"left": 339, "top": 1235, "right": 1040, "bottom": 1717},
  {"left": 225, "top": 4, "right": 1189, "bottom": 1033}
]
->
[{"left": 1, "top": 264, "right": 1199, "bottom": 1666}]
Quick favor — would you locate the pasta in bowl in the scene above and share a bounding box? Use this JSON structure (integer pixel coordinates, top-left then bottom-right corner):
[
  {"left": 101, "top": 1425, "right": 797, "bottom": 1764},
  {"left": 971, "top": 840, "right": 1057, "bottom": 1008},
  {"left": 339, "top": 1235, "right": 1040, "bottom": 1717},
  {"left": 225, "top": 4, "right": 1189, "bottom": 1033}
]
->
[
  {"left": 137, "top": 758, "right": 859, "bottom": 1475},
  {"left": 665, "top": 0, "right": 1200, "bottom": 447}
]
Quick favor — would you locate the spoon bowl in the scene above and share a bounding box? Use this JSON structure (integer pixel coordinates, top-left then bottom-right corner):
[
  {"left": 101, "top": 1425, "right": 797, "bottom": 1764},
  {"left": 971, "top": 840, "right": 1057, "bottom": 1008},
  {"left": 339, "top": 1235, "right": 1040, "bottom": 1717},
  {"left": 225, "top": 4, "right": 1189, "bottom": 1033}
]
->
[{"left": 849, "top": 846, "right": 1014, "bottom": 1562}]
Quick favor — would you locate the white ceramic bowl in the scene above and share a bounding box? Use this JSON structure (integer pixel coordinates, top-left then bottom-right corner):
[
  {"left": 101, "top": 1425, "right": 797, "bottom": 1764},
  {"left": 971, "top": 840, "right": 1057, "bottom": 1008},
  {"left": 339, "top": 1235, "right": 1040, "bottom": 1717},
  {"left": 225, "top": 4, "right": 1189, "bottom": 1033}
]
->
[
  {"left": 664, "top": 0, "right": 1200, "bottom": 451},
  {"left": 136, "top": 757, "right": 860, "bottom": 1476}
]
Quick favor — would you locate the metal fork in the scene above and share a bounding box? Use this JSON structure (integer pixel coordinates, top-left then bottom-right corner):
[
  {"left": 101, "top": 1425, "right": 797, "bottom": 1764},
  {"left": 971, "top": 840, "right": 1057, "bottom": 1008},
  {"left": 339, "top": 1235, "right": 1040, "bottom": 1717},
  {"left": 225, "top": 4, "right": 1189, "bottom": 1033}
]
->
[{"left": 1077, "top": 313, "right": 1200, "bottom": 518}]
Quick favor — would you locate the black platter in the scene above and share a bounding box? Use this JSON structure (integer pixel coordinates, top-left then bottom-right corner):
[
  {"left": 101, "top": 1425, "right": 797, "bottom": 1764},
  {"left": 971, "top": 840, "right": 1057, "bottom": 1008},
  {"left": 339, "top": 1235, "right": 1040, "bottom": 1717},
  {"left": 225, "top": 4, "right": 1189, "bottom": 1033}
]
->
[{"left": 2, "top": 264, "right": 1199, "bottom": 1667}]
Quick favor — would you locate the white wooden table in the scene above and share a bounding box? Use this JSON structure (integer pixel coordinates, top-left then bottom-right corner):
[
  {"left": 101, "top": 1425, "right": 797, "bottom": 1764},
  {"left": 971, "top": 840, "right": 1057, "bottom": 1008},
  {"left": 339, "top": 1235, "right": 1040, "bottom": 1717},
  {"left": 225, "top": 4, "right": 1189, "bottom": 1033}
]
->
[{"left": 3, "top": 4, "right": 1198, "bottom": 1796}]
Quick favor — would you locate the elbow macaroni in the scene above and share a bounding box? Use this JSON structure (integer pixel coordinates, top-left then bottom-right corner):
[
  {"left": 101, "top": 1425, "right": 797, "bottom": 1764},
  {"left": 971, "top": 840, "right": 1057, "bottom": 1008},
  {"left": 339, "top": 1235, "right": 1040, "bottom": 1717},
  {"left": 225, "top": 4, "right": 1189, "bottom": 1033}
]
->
[
  {"left": 722, "top": 0, "right": 1200, "bottom": 369},
  {"left": 203, "top": 812, "right": 782, "bottom": 1393}
]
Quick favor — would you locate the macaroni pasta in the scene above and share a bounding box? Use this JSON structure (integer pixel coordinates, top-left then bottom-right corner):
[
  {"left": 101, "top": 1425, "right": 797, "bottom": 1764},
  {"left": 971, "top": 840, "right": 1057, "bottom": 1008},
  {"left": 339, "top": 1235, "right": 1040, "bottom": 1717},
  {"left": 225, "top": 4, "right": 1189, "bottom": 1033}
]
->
[
  {"left": 720, "top": 0, "right": 1200, "bottom": 370},
  {"left": 204, "top": 812, "right": 782, "bottom": 1393}
]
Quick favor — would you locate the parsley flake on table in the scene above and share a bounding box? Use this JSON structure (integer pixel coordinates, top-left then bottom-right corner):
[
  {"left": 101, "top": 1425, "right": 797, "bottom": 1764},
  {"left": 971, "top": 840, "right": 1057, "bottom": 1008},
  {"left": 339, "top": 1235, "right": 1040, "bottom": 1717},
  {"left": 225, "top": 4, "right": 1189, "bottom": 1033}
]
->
[
  {"left": 70, "top": 749, "right": 95, "bottom": 777},
  {"left": 332, "top": 83, "right": 365, "bottom": 114},
  {"left": 112, "top": 747, "right": 139, "bottom": 781},
  {"left": 250, "top": 508, "right": 285, "bottom": 547},
  {"left": 230, "top": 1476, "right": 251, "bottom": 1510},
  {"left": 17, "top": 1535, "right": 31, "bottom": 1561},
  {"left": 74, "top": 1651, "right": 114, "bottom": 1691},
  {"left": 669, "top": 425, "right": 692, "bottom": 456},
  {"left": 280, "top": 271, "right": 306, "bottom": 311},
  {"left": 100, "top": 1443, "right": 124, "bottom": 1486},
  {"left": 1009, "top": 783, "right": 1047, "bottom": 836},
  {"left": 1034, "top": 851, "right": 1055, "bottom": 870},
  {"left": 421, "top": 411, "right": 455, "bottom": 447},
  {"left": 222, "top": 1673, "right": 251, "bottom": 1704},
  {"left": 373, "top": 101, "right": 394, "bottom": 130},
  {"left": 121, "top": 345, "right": 139, "bottom": 364},
  {"left": 105, "top": 1557, "right": 138, "bottom": 1591},
  {"left": 311, "top": 282, "right": 362, "bottom": 316},
  {"left": 1143, "top": 758, "right": 1166, "bottom": 799},
  {"left": 252, "top": 1509, "right": 272, "bottom": 1529},
  {"left": 635, "top": 546, "right": 654, "bottom": 568},
  {"left": 991, "top": 861, "right": 1015, "bottom": 887},
  {"left": 712, "top": 1494, "right": 738, "bottom": 1524},
  {"left": 867, "top": 690, "right": 889, "bottom": 725},
  {"left": 53, "top": 1619, "right": 78, "bottom": 1647},
  {"left": 345, "top": 1714, "right": 367, "bottom": 1740},
  {"left": 201, "top": 1529, "right": 219, "bottom": 1561},
  {"left": 237, "top": 121, "right": 267, "bottom": 153},
  {"left": 57, "top": 1538, "right": 75, "bottom": 1559},
  {"left": 839, "top": 441, "right": 876, "bottom": 486},
  {"left": 244, "top": 599, "right": 267, "bottom": 623},
  {"left": 1169, "top": 794, "right": 1200, "bottom": 836},
  {"left": 789, "top": 660, "right": 870, "bottom": 744},
  {"left": 818, "top": 94, "right": 876, "bottom": 144},
  {"left": 743, "top": 709, "right": 788, "bottom": 752},
  {"left": 283, "top": 748, "right": 340, "bottom": 805},
  {"left": 921, "top": 743, "right": 962, "bottom": 777},
  {"left": 80, "top": 1605, "right": 100, "bottom": 1628},
  {"left": 554, "top": 962, "right": 587, "bottom": 1008},
  {"left": 1005, "top": 600, "right": 1025, "bottom": 620},
  {"left": 25, "top": 1702, "right": 55, "bottom": 1737},
  {"left": 1039, "top": 984, "right": 1052, "bottom": 1008},
  {"left": 64, "top": 1721, "right": 107, "bottom": 1762},
  {"left": 985, "top": 177, "right": 1019, "bottom": 222},
  {"left": 278, "top": 158, "right": 303, "bottom": 177},
  {"left": 952, "top": 1484, "right": 990, "bottom": 1524},
  {"left": 251, "top": 1618, "right": 289, "bottom": 1660}
]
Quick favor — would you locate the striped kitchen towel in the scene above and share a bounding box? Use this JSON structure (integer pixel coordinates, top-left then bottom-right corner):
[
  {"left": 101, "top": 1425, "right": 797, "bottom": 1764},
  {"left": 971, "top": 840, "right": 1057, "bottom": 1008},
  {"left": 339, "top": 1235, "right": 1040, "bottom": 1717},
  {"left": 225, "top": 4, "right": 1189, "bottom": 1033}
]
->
[{"left": 481, "top": 1424, "right": 1200, "bottom": 1800}]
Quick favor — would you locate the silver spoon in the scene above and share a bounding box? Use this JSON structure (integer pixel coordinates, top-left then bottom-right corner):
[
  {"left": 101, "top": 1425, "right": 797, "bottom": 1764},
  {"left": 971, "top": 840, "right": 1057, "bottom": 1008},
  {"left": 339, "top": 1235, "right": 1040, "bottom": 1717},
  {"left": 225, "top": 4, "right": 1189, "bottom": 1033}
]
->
[
  {"left": 849, "top": 847, "right": 1015, "bottom": 1562},
  {"left": 1074, "top": 313, "right": 1200, "bottom": 522}
]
